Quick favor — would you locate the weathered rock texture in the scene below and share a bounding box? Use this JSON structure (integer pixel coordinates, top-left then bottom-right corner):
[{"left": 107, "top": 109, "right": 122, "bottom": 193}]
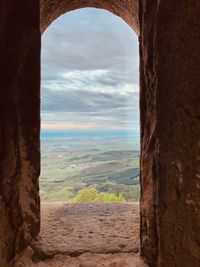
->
[
  {"left": 1, "top": 0, "right": 200, "bottom": 266},
  {"left": 15, "top": 203, "right": 147, "bottom": 267},
  {"left": 15, "top": 249, "right": 146, "bottom": 267},
  {"left": 32, "top": 203, "right": 140, "bottom": 258},
  {"left": 0, "top": 1, "right": 41, "bottom": 266},
  {"left": 139, "top": 1, "right": 200, "bottom": 266},
  {"left": 40, "top": 0, "right": 139, "bottom": 34}
]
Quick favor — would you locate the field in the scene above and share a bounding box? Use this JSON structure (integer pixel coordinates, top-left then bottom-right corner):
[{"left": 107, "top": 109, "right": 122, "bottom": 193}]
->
[{"left": 40, "top": 133, "right": 140, "bottom": 202}]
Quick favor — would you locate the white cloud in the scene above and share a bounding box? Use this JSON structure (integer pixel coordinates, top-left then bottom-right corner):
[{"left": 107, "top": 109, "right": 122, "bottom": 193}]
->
[{"left": 63, "top": 69, "right": 108, "bottom": 79}]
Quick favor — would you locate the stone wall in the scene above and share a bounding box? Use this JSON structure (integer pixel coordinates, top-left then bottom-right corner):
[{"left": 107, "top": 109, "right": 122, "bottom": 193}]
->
[
  {"left": 40, "top": 0, "right": 139, "bottom": 34},
  {"left": 140, "top": 1, "right": 200, "bottom": 266},
  {"left": 0, "top": 0, "right": 200, "bottom": 266},
  {"left": 0, "top": 1, "right": 41, "bottom": 266}
]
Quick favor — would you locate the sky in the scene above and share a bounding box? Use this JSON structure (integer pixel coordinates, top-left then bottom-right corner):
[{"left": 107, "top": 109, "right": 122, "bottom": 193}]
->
[{"left": 41, "top": 8, "right": 139, "bottom": 134}]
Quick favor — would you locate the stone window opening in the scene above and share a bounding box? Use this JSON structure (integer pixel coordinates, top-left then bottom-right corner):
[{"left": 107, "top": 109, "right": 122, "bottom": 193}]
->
[
  {"left": 31, "top": 8, "right": 145, "bottom": 266},
  {"left": 2, "top": 1, "right": 198, "bottom": 267}
]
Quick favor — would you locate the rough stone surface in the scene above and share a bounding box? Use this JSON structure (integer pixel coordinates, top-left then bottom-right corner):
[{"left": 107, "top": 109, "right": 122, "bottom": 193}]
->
[
  {"left": 15, "top": 248, "right": 147, "bottom": 267},
  {"left": 139, "top": 1, "right": 200, "bottom": 266},
  {"left": 0, "top": 1, "right": 40, "bottom": 266},
  {"left": 32, "top": 203, "right": 140, "bottom": 258},
  {"left": 40, "top": 0, "right": 139, "bottom": 34},
  {"left": 14, "top": 203, "right": 147, "bottom": 267},
  {"left": 1, "top": 0, "right": 200, "bottom": 266}
]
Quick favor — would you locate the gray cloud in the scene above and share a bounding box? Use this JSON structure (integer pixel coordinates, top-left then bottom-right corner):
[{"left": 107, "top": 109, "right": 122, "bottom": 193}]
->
[
  {"left": 41, "top": 8, "right": 139, "bottom": 131},
  {"left": 42, "top": 87, "right": 138, "bottom": 113}
]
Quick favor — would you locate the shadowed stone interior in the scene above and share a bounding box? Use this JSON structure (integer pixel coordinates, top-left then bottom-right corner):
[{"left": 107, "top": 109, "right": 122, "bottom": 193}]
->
[
  {"left": 40, "top": 0, "right": 139, "bottom": 34},
  {"left": 139, "top": 1, "right": 200, "bottom": 266},
  {"left": 0, "top": 1, "right": 40, "bottom": 267},
  {"left": 0, "top": 0, "right": 200, "bottom": 266}
]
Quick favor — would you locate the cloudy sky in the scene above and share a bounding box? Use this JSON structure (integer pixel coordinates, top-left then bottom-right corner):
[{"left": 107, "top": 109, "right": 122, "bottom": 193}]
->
[{"left": 41, "top": 8, "right": 139, "bottom": 133}]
